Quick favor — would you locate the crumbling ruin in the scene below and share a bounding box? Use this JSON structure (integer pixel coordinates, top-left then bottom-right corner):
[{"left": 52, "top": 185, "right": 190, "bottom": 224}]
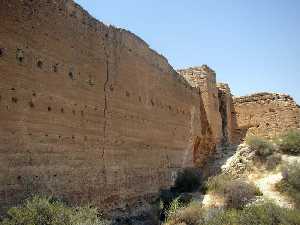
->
[
  {"left": 0, "top": 0, "right": 299, "bottom": 215},
  {"left": 233, "top": 93, "right": 300, "bottom": 141}
]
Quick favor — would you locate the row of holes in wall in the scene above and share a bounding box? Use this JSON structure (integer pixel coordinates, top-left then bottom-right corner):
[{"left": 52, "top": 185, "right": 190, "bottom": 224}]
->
[
  {"left": 1, "top": 47, "right": 185, "bottom": 110},
  {"left": 4, "top": 126, "right": 184, "bottom": 149},
  {"left": 4, "top": 129, "right": 183, "bottom": 147},
  {"left": 6, "top": 129, "right": 100, "bottom": 143},
  {"left": 0, "top": 47, "right": 95, "bottom": 85},
  {"left": 0, "top": 94, "right": 191, "bottom": 135},
  {"left": 0, "top": 92, "right": 95, "bottom": 116},
  {"left": 0, "top": 86, "right": 188, "bottom": 115},
  {"left": 3, "top": 1, "right": 194, "bottom": 93},
  {"left": 0, "top": 47, "right": 189, "bottom": 114}
]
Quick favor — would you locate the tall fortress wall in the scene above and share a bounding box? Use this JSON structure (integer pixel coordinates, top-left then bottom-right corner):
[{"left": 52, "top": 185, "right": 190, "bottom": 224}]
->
[
  {"left": 0, "top": 0, "right": 208, "bottom": 212},
  {"left": 0, "top": 0, "right": 299, "bottom": 214}
]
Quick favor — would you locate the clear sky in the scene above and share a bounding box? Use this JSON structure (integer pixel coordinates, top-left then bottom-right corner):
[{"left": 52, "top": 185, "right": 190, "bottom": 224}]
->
[{"left": 75, "top": 0, "right": 300, "bottom": 103}]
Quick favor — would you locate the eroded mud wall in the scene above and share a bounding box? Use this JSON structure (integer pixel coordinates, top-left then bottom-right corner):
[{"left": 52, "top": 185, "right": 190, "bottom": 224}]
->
[
  {"left": 233, "top": 93, "right": 300, "bottom": 141},
  {"left": 0, "top": 0, "right": 207, "bottom": 212}
]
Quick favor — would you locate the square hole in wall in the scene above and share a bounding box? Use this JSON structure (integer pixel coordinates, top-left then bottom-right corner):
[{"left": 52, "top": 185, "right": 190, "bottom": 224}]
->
[
  {"left": 16, "top": 49, "right": 24, "bottom": 63},
  {"left": 37, "top": 60, "right": 43, "bottom": 68},
  {"left": 53, "top": 63, "right": 58, "bottom": 73},
  {"left": 69, "top": 71, "right": 75, "bottom": 80}
]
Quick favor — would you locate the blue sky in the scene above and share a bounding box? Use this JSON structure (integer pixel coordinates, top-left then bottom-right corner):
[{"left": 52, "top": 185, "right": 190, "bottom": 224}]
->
[{"left": 75, "top": 0, "right": 300, "bottom": 103}]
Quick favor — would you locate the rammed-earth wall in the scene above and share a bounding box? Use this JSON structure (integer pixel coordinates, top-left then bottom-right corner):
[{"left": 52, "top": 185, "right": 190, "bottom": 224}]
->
[
  {"left": 1, "top": 0, "right": 299, "bottom": 215},
  {"left": 0, "top": 0, "right": 210, "bottom": 212},
  {"left": 233, "top": 93, "right": 300, "bottom": 141}
]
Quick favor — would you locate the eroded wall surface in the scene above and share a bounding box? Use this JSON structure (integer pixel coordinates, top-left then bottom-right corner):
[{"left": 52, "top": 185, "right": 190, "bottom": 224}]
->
[
  {"left": 233, "top": 93, "right": 300, "bottom": 141},
  {"left": 0, "top": 0, "right": 207, "bottom": 212},
  {"left": 1, "top": 0, "right": 299, "bottom": 215}
]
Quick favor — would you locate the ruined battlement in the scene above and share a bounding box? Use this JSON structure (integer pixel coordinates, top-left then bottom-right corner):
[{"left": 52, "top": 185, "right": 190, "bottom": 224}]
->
[
  {"left": 177, "top": 65, "right": 216, "bottom": 88},
  {"left": 217, "top": 83, "right": 231, "bottom": 94},
  {"left": 233, "top": 92, "right": 300, "bottom": 140},
  {"left": 233, "top": 92, "right": 295, "bottom": 105}
]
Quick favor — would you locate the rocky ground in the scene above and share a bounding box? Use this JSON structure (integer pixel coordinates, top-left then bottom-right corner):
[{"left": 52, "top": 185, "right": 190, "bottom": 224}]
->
[{"left": 201, "top": 143, "right": 300, "bottom": 209}]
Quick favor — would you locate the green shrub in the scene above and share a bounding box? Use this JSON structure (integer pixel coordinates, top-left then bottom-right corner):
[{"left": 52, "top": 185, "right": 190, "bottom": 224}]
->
[
  {"left": 207, "top": 202, "right": 300, "bottom": 225},
  {"left": 206, "top": 175, "right": 261, "bottom": 209},
  {"left": 223, "top": 180, "right": 262, "bottom": 209},
  {"left": 206, "top": 174, "right": 231, "bottom": 194},
  {"left": 277, "top": 163, "right": 300, "bottom": 207},
  {"left": 1, "top": 196, "right": 106, "bottom": 225},
  {"left": 165, "top": 202, "right": 204, "bottom": 225},
  {"left": 246, "top": 136, "right": 275, "bottom": 159},
  {"left": 164, "top": 197, "right": 184, "bottom": 222},
  {"left": 174, "top": 168, "right": 202, "bottom": 193},
  {"left": 164, "top": 202, "right": 300, "bottom": 225},
  {"left": 277, "top": 130, "right": 300, "bottom": 155},
  {"left": 284, "top": 163, "right": 300, "bottom": 190},
  {"left": 206, "top": 209, "right": 239, "bottom": 225}
]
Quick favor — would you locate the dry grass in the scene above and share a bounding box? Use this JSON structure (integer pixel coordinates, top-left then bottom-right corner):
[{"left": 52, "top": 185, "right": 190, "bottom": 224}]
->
[
  {"left": 206, "top": 174, "right": 261, "bottom": 209},
  {"left": 277, "top": 129, "right": 300, "bottom": 155},
  {"left": 276, "top": 162, "right": 300, "bottom": 207},
  {"left": 164, "top": 202, "right": 204, "bottom": 225}
]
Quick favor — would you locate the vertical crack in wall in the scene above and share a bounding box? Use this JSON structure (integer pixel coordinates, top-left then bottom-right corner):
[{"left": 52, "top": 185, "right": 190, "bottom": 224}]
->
[
  {"left": 103, "top": 58, "right": 109, "bottom": 157},
  {"left": 102, "top": 33, "right": 110, "bottom": 185}
]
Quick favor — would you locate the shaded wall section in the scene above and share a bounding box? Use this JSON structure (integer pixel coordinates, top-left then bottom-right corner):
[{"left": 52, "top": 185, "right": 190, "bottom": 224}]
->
[
  {"left": 0, "top": 0, "right": 207, "bottom": 213},
  {"left": 217, "top": 83, "right": 235, "bottom": 145}
]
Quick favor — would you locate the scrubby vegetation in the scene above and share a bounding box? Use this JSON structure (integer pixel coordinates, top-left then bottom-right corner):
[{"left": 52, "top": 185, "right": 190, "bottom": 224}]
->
[
  {"left": 277, "top": 129, "right": 300, "bottom": 155},
  {"left": 164, "top": 197, "right": 184, "bottom": 222},
  {"left": 206, "top": 174, "right": 231, "bottom": 195},
  {"left": 246, "top": 135, "right": 282, "bottom": 170},
  {"left": 164, "top": 201, "right": 300, "bottom": 225},
  {"left": 246, "top": 135, "right": 275, "bottom": 159},
  {"left": 222, "top": 179, "right": 262, "bottom": 209},
  {"left": 160, "top": 168, "right": 202, "bottom": 221},
  {"left": 0, "top": 196, "right": 106, "bottom": 225},
  {"left": 246, "top": 129, "right": 300, "bottom": 156},
  {"left": 206, "top": 174, "right": 261, "bottom": 209},
  {"left": 276, "top": 163, "right": 300, "bottom": 207},
  {"left": 164, "top": 131, "right": 300, "bottom": 225},
  {"left": 164, "top": 201, "right": 204, "bottom": 225},
  {"left": 207, "top": 202, "right": 300, "bottom": 225}
]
